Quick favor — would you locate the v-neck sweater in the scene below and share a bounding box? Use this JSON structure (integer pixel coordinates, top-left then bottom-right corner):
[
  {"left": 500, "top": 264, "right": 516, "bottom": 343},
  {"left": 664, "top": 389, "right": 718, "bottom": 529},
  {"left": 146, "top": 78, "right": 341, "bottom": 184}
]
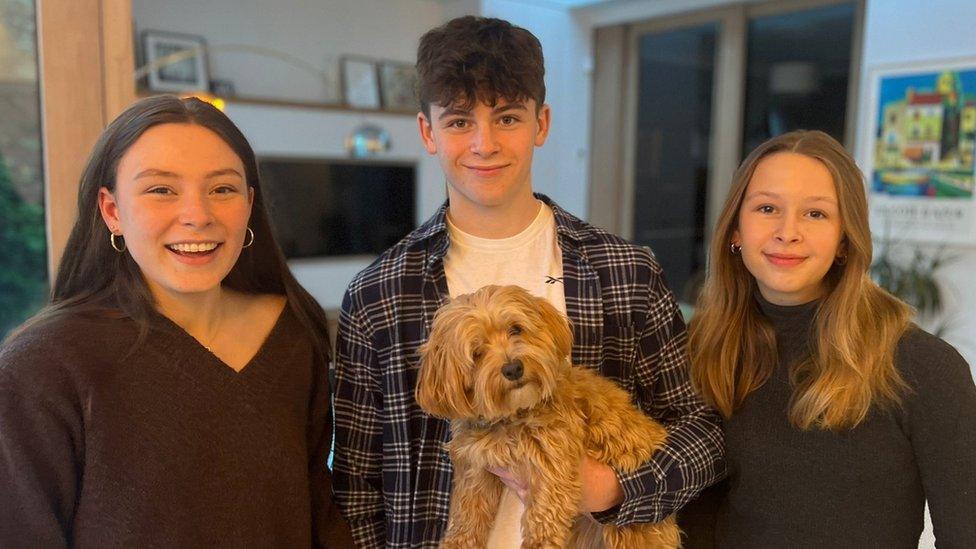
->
[
  {"left": 680, "top": 296, "right": 976, "bottom": 548},
  {"left": 0, "top": 307, "right": 353, "bottom": 548}
]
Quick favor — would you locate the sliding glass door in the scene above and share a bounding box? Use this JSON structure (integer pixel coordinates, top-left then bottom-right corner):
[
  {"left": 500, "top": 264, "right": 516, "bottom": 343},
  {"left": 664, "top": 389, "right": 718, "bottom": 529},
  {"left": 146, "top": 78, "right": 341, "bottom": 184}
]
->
[
  {"left": 630, "top": 22, "right": 717, "bottom": 303},
  {"left": 622, "top": 0, "right": 859, "bottom": 305}
]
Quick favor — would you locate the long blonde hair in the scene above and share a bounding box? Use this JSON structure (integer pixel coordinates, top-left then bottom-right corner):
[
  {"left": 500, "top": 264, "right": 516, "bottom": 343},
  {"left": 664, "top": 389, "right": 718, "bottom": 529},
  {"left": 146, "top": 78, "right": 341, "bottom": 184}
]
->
[{"left": 689, "top": 130, "right": 911, "bottom": 430}]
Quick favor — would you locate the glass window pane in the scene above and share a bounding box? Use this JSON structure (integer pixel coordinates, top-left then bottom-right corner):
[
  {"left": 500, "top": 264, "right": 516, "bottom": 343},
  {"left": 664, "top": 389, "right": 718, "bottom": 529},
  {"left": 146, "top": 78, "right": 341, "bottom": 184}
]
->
[
  {"left": 633, "top": 23, "right": 716, "bottom": 303},
  {"left": 1, "top": 0, "right": 47, "bottom": 338},
  {"left": 742, "top": 3, "right": 856, "bottom": 156}
]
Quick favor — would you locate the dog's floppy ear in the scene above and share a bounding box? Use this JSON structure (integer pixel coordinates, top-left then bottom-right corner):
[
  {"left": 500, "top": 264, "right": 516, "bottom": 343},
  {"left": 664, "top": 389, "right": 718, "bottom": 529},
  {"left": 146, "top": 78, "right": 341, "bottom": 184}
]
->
[
  {"left": 529, "top": 291, "right": 574, "bottom": 360},
  {"left": 415, "top": 305, "right": 476, "bottom": 419}
]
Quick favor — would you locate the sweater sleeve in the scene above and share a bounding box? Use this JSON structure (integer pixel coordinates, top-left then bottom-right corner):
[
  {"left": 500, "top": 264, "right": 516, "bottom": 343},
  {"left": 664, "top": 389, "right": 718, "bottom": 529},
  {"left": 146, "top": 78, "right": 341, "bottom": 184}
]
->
[
  {"left": 593, "top": 272, "right": 727, "bottom": 525},
  {"left": 902, "top": 330, "right": 976, "bottom": 547},
  {"left": 0, "top": 363, "right": 82, "bottom": 548}
]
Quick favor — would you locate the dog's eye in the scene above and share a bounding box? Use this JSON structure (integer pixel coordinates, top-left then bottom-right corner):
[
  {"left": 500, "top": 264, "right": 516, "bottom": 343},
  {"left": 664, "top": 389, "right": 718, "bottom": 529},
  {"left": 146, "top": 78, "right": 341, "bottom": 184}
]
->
[
  {"left": 472, "top": 349, "right": 483, "bottom": 361},
  {"left": 508, "top": 324, "right": 523, "bottom": 337}
]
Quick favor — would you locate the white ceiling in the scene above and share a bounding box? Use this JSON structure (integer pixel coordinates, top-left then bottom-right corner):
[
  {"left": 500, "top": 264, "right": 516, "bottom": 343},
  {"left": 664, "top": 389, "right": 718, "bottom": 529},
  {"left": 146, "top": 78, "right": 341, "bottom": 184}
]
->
[
  {"left": 431, "top": 0, "right": 614, "bottom": 9},
  {"left": 531, "top": 0, "right": 613, "bottom": 6}
]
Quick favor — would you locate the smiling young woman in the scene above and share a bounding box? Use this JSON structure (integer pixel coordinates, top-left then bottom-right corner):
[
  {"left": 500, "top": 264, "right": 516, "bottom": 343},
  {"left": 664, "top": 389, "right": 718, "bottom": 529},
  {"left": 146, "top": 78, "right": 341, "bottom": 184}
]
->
[
  {"left": 0, "top": 95, "right": 353, "bottom": 547},
  {"left": 96, "top": 122, "right": 270, "bottom": 370},
  {"left": 731, "top": 151, "right": 845, "bottom": 307},
  {"left": 681, "top": 130, "right": 976, "bottom": 547}
]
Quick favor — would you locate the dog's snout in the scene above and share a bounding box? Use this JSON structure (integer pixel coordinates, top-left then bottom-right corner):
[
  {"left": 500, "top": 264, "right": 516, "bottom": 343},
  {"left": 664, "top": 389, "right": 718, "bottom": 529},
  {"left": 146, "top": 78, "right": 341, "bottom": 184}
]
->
[{"left": 501, "top": 359, "right": 524, "bottom": 381}]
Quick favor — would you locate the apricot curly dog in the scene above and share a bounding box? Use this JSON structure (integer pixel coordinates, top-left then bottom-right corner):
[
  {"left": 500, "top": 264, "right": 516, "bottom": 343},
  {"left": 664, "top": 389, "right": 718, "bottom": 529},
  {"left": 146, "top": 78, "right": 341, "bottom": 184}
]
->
[{"left": 416, "top": 285, "right": 680, "bottom": 549}]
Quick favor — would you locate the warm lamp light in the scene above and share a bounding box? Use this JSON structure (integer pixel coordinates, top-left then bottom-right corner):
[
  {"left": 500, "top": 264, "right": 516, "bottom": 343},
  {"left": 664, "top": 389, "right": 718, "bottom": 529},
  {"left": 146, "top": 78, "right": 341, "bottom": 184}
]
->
[{"left": 177, "top": 92, "right": 225, "bottom": 110}]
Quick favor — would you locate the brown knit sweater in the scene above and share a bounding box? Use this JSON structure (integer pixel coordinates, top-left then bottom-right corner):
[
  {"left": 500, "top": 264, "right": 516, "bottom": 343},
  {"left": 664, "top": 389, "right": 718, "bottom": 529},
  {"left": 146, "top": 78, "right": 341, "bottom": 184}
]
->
[{"left": 0, "top": 307, "right": 354, "bottom": 548}]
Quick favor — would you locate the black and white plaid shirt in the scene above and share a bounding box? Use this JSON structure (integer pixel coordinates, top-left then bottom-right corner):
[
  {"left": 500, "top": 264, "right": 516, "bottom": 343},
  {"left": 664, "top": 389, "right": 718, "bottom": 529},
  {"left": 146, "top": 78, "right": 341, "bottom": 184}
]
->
[{"left": 333, "top": 195, "right": 726, "bottom": 548}]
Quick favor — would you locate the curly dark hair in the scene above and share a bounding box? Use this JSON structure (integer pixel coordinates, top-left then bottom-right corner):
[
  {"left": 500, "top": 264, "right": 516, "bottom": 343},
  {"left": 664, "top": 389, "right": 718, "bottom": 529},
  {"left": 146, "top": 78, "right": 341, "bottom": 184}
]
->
[{"left": 416, "top": 16, "right": 545, "bottom": 117}]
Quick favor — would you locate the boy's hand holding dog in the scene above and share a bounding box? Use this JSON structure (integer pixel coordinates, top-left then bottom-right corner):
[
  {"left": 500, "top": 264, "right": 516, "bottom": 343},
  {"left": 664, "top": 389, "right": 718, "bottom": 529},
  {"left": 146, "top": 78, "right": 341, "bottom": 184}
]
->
[{"left": 488, "top": 455, "right": 624, "bottom": 513}]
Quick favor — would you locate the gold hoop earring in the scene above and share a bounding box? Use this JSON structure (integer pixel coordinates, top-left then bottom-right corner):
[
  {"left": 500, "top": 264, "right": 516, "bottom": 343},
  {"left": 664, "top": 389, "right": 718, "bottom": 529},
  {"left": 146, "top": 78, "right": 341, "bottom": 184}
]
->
[
  {"left": 242, "top": 227, "right": 255, "bottom": 249},
  {"left": 110, "top": 232, "right": 126, "bottom": 253},
  {"left": 730, "top": 242, "right": 741, "bottom": 255}
]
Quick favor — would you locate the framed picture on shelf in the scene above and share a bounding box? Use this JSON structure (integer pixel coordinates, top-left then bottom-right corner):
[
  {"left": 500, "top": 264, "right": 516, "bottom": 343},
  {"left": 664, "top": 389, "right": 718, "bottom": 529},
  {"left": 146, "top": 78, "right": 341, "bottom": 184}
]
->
[
  {"left": 379, "top": 61, "right": 418, "bottom": 112},
  {"left": 341, "top": 56, "right": 381, "bottom": 109},
  {"left": 141, "top": 30, "right": 209, "bottom": 93},
  {"left": 857, "top": 56, "right": 976, "bottom": 244},
  {"left": 209, "top": 78, "right": 236, "bottom": 98}
]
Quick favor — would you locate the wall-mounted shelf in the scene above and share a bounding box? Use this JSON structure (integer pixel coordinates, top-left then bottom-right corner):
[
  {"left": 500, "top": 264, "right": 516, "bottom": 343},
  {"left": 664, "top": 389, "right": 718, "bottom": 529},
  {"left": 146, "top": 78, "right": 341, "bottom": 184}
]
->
[{"left": 137, "top": 89, "right": 417, "bottom": 117}]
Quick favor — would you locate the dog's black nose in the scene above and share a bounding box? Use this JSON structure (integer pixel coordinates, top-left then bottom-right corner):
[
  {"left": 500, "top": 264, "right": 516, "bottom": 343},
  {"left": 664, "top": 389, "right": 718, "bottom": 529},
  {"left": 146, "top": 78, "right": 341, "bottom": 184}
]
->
[{"left": 501, "top": 359, "right": 524, "bottom": 381}]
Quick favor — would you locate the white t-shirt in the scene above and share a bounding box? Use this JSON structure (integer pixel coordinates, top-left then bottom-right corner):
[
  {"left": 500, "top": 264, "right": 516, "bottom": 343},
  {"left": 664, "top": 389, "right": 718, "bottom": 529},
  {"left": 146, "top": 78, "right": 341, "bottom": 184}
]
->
[{"left": 443, "top": 200, "right": 565, "bottom": 547}]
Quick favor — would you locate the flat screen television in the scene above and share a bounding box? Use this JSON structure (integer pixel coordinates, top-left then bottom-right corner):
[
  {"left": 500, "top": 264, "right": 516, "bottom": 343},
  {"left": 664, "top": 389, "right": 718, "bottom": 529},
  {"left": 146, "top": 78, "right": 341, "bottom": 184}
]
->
[{"left": 258, "top": 157, "right": 416, "bottom": 258}]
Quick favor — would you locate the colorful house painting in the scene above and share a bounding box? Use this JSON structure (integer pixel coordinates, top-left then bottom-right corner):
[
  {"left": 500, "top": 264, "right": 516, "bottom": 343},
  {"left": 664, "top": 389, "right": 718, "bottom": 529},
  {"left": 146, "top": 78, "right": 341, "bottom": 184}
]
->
[
  {"left": 873, "top": 69, "right": 976, "bottom": 198},
  {"left": 961, "top": 99, "right": 976, "bottom": 167}
]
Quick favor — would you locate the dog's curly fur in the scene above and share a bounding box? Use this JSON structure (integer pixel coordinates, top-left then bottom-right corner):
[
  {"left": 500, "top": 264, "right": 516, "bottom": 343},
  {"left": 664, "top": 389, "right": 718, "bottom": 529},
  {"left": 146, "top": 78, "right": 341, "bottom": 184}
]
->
[{"left": 416, "top": 285, "right": 681, "bottom": 549}]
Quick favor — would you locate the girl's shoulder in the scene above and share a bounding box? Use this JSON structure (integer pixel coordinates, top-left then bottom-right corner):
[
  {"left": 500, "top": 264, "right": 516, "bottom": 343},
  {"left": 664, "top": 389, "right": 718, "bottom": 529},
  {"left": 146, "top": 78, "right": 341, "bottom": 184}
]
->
[
  {"left": 896, "top": 325, "right": 972, "bottom": 392},
  {"left": 0, "top": 310, "right": 136, "bottom": 397},
  {"left": 3, "top": 309, "right": 129, "bottom": 356}
]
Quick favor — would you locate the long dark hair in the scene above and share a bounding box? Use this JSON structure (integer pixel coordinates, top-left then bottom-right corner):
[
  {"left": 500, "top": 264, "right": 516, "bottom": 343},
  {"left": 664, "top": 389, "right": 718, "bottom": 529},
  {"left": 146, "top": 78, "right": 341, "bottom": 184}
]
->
[{"left": 11, "top": 95, "right": 331, "bottom": 364}]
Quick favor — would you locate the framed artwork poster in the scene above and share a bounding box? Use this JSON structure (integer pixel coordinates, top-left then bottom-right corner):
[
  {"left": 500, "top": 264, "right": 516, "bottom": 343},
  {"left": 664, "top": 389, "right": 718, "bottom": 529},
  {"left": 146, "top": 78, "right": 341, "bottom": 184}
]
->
[{"left": 858, "top": 57, "right": 976, "bottom": 244}]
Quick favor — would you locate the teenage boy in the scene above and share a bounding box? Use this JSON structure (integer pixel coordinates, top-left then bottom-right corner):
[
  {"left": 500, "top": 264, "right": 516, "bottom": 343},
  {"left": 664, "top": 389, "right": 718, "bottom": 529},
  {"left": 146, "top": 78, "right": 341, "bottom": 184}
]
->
[{"left": 333, "top": 16, "right": 725, "bottom": 548}]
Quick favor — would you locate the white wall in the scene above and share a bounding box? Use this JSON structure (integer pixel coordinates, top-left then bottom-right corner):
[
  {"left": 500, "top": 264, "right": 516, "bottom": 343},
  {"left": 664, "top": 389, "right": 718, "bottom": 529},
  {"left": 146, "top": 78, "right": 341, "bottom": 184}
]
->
[
  {"left": 133, "top": 0, "right": 450, "bottom": 309},
  {"left": 855, "top": 0, "right": 976, "bottom": 372}
]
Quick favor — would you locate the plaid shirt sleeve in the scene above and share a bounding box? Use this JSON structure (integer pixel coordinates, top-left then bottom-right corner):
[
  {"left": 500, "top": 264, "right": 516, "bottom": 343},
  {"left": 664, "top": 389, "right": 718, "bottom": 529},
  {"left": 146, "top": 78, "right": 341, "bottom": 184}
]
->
[
  {"left": 332, "top": 289, "right": 386, "bottom": 548},
  {"left": 593, "top": 266, "right": 727, "bottom": 525}
]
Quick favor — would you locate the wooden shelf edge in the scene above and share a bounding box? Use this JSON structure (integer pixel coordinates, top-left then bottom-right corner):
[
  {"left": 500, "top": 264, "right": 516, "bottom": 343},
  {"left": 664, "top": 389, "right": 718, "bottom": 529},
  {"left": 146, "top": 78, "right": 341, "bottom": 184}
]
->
[{"left": 137, "top": 89, "right": 418, "bottom": 117}]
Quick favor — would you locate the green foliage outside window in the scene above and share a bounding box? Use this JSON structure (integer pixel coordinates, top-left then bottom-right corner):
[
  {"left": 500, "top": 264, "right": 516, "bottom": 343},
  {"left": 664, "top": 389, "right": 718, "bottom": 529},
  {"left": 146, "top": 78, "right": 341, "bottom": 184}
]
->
[{"left": 0, "top": 153, "right": 48, "bottom": 338}]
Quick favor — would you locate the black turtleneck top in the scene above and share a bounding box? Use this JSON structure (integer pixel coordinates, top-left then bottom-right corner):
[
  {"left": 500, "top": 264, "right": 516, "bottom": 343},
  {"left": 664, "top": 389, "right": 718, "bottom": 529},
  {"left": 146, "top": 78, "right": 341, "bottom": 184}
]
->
[{"left": 680, "top": 296, "right": 976, "bottom": 548}]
